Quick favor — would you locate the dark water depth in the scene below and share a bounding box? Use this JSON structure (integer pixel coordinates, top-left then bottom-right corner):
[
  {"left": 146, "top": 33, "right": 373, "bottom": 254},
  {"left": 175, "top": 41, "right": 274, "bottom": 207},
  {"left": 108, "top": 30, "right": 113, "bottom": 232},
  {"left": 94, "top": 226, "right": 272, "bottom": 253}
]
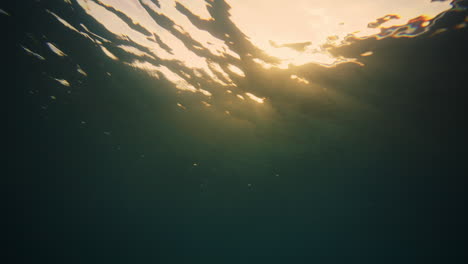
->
[{"left": 3, "top": 1, "right": 468, "bottom": 263}]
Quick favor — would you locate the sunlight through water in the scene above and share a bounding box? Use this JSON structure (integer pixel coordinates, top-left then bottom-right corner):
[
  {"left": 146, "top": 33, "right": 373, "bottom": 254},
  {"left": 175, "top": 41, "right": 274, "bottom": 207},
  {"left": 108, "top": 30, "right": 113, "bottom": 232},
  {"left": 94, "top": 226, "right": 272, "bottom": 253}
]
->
[
  {"left": 229, "top": 0, "right": 452, "bottom": 68},
  {"left": 19, "top": 0, "right": 466, "bottom": 109}
]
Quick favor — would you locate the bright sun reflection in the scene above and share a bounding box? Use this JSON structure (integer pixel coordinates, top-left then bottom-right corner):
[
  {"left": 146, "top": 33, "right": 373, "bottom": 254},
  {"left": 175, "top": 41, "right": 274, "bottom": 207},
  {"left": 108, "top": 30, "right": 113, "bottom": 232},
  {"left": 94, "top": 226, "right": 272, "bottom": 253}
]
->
[
  {"left": 229, "top": 0, "right": 451, "bottom": 68},
  {"left": 72, "top": 0, "right": 452, "bottom": 70},
  {"left": 43, "top": 0, "right": 457, "bottom": 108}
]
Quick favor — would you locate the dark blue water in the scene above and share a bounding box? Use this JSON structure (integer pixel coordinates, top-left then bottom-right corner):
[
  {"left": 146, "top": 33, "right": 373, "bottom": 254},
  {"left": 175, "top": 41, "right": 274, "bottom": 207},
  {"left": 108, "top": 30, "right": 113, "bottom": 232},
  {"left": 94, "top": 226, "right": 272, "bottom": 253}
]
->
[{"left": 3, "top": 1, "right": 468, "bottom": 263}]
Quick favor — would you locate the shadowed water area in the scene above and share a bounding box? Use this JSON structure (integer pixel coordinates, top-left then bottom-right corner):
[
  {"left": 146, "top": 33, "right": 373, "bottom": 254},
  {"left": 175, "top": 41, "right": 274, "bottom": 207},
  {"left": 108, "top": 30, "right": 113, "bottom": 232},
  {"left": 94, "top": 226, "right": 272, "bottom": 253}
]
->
[{"left": 3, "top": 0, "right": 468, "bottom": 263}]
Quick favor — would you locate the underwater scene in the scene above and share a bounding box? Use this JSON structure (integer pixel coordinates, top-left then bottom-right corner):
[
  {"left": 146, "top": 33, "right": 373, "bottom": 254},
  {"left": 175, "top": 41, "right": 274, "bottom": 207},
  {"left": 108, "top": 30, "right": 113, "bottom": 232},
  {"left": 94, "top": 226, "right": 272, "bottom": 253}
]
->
[{"left": 4, "top": 0, "right": 468, "bottom": 263}]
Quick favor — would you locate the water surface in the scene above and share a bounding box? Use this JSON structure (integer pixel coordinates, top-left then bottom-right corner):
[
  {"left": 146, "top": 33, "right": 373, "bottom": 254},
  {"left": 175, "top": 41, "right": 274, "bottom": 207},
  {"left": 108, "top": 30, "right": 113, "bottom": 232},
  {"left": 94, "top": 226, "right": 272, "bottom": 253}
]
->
[{"left": 4, "top": 0, "right": 468, "bottom": 263}]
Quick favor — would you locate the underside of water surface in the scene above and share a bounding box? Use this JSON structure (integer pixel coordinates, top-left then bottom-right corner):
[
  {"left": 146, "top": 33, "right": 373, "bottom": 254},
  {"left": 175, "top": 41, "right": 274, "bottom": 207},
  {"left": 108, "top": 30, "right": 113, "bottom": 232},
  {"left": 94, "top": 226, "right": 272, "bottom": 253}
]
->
[{"left": 3, "top": 1, "right": 468, "bottom": 263}]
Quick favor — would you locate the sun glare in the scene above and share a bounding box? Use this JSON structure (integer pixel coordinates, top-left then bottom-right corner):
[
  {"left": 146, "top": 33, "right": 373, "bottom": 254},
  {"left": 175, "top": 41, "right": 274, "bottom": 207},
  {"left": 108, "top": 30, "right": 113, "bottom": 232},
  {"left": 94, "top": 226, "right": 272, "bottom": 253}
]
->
[
  {"left": 48, "top": 0, "right": 457, "bottom": 110},
  {"left": 229, "top": 0, "right": 452, "bottom": 67}
]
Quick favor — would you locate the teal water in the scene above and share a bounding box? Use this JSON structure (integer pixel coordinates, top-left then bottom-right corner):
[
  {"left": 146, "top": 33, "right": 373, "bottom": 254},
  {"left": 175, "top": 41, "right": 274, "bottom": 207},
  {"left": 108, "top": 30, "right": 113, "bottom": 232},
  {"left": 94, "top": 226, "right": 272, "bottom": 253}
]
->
[{"left": 3, "top": 1, "right": 468, "bottom": 263}]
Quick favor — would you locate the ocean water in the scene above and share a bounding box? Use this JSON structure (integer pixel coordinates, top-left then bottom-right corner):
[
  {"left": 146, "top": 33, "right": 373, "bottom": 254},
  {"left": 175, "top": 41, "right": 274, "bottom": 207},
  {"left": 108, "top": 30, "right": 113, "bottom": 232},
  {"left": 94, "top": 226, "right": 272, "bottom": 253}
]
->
[{"left": 3, "top": 0, "right": 468, "bottom": 263}]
